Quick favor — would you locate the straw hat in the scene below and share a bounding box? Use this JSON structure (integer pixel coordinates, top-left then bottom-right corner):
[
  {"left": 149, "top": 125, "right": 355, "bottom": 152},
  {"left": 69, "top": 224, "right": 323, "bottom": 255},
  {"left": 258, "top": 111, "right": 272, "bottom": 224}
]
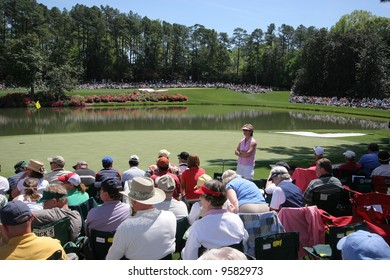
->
[
  {"left": 26, "top": 160, "right": 46, "bottom": 174},
  {"left": 121, "top": 177, "right": 165, "bottom": 205}
]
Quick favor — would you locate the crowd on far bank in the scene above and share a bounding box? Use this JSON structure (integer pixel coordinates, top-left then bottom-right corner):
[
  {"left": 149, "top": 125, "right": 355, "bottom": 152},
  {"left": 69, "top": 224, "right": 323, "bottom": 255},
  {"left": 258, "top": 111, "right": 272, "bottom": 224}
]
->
[{"left": 290, "top": 94, "right": 390, "bottom": 110}]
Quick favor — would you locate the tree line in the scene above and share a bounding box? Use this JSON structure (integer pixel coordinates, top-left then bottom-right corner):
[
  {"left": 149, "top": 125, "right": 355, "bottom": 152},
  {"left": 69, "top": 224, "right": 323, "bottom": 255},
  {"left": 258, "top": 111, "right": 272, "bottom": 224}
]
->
[{"left": 0, "top": 0, "right": 389, "bottom": 99}]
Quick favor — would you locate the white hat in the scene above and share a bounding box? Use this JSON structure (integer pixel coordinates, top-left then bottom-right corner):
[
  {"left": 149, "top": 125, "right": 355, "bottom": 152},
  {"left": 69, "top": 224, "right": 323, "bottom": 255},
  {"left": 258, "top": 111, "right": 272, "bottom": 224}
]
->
[
  {"left": 158, "top": 149, "right": 171, "bottom": 158},
  {"left": 155, "top": 175, "right": 175, "bottom": 193},
  {"left": 313, "top": 146, "right": 324, "bottom": 156},
  {"left": 129, "top": 155, "right": 139, "bottom": 162},
  {"left": 343, "top": 150, "right": 356, "bottom": 158}
]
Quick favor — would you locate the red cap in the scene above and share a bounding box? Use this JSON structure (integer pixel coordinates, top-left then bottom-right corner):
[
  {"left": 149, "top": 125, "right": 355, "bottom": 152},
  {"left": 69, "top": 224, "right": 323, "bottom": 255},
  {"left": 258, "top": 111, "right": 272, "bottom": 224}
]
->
[
  {"left": 157, "top": 157, "right": 169, "bottom": 168},
  {"left": 58, "top": 172, "right": 76, "bottom": 182}
]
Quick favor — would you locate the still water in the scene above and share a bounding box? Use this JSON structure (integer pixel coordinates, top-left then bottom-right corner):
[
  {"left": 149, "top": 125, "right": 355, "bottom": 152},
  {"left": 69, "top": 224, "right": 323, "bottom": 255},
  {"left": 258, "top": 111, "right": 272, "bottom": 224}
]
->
[{"left": 0, "top": 106, "right": 388, "bottom": 136}]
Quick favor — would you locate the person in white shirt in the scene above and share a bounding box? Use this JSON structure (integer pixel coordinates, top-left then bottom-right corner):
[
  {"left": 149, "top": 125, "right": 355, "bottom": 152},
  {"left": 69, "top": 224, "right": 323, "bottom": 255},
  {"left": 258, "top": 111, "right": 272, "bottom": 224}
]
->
[
  {"left": 154, "top": 174, "right": 188, "bottom": 219},
  {"left": 181, "top": 179, "right": 248, "bottom": 260},
  {"left": 106, "top": 177, "right": 176, "bottom": 260}
]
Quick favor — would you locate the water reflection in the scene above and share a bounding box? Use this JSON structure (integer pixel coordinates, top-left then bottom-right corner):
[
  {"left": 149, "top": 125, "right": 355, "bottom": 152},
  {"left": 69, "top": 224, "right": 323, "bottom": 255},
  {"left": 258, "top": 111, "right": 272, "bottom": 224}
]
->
[{"left": 0, "top": 106, "right": 387, "bottom": 136}]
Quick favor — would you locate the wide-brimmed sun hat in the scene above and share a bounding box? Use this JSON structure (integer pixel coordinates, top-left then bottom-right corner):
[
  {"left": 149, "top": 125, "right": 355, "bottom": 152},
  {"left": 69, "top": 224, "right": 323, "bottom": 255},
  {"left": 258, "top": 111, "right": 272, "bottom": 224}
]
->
[{"left": 121, "top": 177, "right": 165, "bottom": 205}]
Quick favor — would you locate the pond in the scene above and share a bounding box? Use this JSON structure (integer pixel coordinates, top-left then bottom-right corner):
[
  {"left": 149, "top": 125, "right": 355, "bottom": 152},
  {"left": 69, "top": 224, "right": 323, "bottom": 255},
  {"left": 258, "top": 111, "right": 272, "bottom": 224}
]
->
[{"left": 0, "top": 105, "right": 388, "bottom": 136}]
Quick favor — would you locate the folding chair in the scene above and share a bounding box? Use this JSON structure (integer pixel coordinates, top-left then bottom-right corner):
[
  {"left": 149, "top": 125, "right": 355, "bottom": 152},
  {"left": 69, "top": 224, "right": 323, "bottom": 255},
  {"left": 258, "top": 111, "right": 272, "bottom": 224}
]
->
[
  {"left": 327, "top": 221, "right": 368, "bottom": 260},
  {"left": 213, "top": 173, "right": 223, "bottom": 182},
  {"left": 46, "top": 250, "right": 64, "bottom": 260},
  {"left": 69, "top": 197, "right": 98, "bottom": 236},
  {"left": 87, "top": 229, "right": 116, "bottom": 260},
  {"left": 32, "top": 216, "right": 71, "bottom": 246},
  {"left": 312, "top": 187, "right": 352, "bottom": 217},
  {"left": 350, "top": 176, "right": 372, "bottom": 193},
  {"left": 254, "top": 232, "right": 299, "bottom": 260},
  {"left": 372, "top": 176, "right": 390, "bottom": 194},
  {"left": 175, "top": 216, "right": 190, "bottom": 254}
]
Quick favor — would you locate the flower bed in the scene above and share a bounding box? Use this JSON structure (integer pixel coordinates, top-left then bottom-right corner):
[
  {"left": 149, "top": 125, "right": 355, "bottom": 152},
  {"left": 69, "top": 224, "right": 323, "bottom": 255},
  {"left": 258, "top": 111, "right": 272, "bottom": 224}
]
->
[{"left": 0, "top": 91, "right": 188, "bottom": 108}]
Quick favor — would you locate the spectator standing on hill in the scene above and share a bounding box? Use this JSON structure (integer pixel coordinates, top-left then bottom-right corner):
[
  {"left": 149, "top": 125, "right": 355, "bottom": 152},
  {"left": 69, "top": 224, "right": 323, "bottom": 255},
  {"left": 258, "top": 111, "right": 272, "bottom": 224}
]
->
[
  {"left": 358, "top": 143, "right": 381, "bottom": 177},
  {"left": 235, "top": 124, "right": 257, "bottom": 180}
]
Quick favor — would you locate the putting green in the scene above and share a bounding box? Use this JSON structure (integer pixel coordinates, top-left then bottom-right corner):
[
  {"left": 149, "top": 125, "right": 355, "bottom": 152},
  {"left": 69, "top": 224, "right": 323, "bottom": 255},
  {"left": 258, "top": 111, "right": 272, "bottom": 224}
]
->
[{"left": 0, "top": 130, "right": 370, "bottom": 179}]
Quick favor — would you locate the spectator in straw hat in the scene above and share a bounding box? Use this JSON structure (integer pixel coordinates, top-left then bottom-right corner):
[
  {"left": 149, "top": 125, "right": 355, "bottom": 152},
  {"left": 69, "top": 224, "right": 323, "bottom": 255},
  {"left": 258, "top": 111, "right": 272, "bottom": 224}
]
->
[
  {"left": 0, "top": 201, "right": 66, "bottom": 260},
  {"left": 106, "top": 177, "right": 176, "bottom": 260},
  {"left": 12, "top": 178, "right": 43, "bottom": 211},
  {"left": 44, "top": 155, "right": 71, "bottom": 184},
  {"left": 11, "top": 160, "right": 49, "bottom": 199},
  {"left": 154, "top": 174, "right": 188, "bottom": 219},
  {"left": 235, "top": 124, "right": 257, "bottom": 180},
  {"left": 181, "top": 179, "right": 248, "bottom": 260}
]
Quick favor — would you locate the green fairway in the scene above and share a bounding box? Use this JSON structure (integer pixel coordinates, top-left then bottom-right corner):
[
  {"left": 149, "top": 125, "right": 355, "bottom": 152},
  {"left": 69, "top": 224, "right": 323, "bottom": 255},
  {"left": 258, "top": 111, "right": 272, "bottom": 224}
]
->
[
  {"left": 1, "top": 88, "right": 389, "bottom": 179},
  {"left": 1, "top": 129, "right": 388, "bottom": 179}
]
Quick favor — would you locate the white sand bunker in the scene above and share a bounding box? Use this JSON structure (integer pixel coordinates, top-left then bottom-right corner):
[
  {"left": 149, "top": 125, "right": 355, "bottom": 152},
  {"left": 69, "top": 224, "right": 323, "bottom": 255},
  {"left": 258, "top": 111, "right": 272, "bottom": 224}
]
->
[{"left": 276, "top": 131, "right": 366, "bottom": 138}]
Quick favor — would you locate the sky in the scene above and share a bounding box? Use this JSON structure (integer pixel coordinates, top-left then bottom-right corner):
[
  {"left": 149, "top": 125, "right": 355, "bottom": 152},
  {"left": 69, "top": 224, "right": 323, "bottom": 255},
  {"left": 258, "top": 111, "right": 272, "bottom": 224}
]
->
[{"left": 37, "top": 0, "right": 390, "bottom": 35}]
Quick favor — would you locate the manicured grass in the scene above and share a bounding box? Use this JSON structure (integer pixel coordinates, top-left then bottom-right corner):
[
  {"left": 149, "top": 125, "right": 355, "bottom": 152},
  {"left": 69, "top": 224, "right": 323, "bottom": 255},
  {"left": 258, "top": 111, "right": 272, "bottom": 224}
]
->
[
  {"left": 0, "top": 87, "right": 389, "bottom": 179},
  {"left": 1, "top": 129, "right": 389, "bottom": 180}
]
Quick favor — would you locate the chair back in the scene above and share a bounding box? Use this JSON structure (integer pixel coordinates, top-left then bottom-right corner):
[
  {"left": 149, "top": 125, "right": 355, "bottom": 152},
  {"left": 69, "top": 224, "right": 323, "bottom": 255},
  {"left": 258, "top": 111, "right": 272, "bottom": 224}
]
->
[
  {"left": 88, "top": 229, "right": 115, "bottom": 260},
  {"left": 327, "top": 221, "right": 368, "bottom": 260},
  {"left": 255, "top": 232, "right": 299, "bottom": 260},
  {"left": 32, "top": 216, "right": 71, "bottom": 246},
  {"left": 69, "top": 197, "right": 98, "bottom": 236},
  {"left": 46, "top": 250, "right": 63, "bottom": 260},
  {"left": 239, "top": 211, "right": 285, "bottom": 257},
  {"left": 372, "top": 176, "right": 390, "bottom": 194},
  {"left": 312, "top": 187, "right": 352, "bottom": 217},
  {"left": 175, "top": 216, "right": 190, "bottom": 253},
  {"left": 351, "top": 176, "right": 372, "bottom": 193}
]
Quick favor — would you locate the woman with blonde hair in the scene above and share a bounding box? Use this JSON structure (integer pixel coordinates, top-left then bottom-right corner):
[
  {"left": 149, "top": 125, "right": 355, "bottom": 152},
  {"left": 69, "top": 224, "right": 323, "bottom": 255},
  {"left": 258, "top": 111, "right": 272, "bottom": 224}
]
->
[
  {"left": 13, "top": 178, "right": 43, "bottom": 211},
  {"left": 222, "top": 169, "right": 268, "bottom": 213}
]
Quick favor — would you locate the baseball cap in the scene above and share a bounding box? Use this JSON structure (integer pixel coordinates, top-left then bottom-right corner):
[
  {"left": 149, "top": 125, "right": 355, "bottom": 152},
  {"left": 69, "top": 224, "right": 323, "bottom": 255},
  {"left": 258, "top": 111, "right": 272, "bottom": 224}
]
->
[
  {"left": 129, "top": 155, "right": 140, "bottom": 162},
  {"left": 102, "top": 156, "right": 113, "bottom": 167},
  {"left": 313, "top": 146, "right": 324, "bottom": 156},
  {"left": 100, "top": 177, "right": 122, "bottom": 190},
  {"left": 157, "top": 157, "right": 169, "bottom": 168},
  {"left": 0, "top": 201, "right": 33, "bottom": 225},
  {"left": 336, "top": 230, "right": 390, "bottom": 260},
  {"left": 343, "top": 150, "right": 356, "bottom": 159},
  {"left": 72, "top": 160, "right": 88, "bottom": 169},
  {"left": 155, "top": 175, "right": 175, "bottom": 193},
  {"left": 48, "top": 156, "right": 65, "bottom": 166},
  {"left": 58, "top": 172, "right": 81, "bottom": 186},
  {"left": 177, "top": 152, "right": 189, "bottom": 160}
]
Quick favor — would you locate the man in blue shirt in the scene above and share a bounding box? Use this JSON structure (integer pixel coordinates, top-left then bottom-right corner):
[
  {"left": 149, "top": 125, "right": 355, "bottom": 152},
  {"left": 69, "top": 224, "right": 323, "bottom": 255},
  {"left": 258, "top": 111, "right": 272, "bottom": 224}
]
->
[{"left": 358, "top": 143, "right": 380, "bottom": 177}]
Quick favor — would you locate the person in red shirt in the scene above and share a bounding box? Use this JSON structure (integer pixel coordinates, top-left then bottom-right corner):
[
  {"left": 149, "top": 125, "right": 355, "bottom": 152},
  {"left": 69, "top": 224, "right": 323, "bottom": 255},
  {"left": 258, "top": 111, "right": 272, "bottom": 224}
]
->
[{"left": 181, "top": 154, "right": 205, "bottom": 208}]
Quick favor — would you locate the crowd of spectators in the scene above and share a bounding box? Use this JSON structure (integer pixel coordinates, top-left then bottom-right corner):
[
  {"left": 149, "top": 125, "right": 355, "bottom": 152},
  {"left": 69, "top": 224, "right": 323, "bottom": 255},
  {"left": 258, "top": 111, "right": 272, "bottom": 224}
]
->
[{"left": 290, "top": 95, "right": 390, "bottom": 110}]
